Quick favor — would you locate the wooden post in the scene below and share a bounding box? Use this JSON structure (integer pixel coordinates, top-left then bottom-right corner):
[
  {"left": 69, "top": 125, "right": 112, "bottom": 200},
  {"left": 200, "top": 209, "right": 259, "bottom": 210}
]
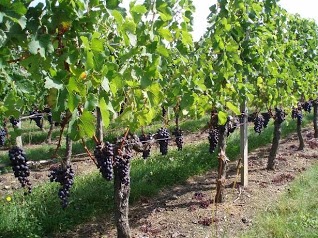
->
[
  {"left": 240, "top": 102, "right": 248, "bottom": 187},
  {"left": 16, "top": 121, "right": 23, "bottom": 148}
]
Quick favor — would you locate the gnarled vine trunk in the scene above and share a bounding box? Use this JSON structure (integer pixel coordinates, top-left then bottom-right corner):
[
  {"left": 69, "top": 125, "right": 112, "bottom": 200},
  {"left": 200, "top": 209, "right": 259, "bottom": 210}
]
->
[
  {"left": 215, "top": 125, "right": 228, "bottom": 203},
  {"left": 267, "top": 120, "right": 282, "bottom": 170},
  {"left": 314, "top": 100, "right": 318, "bottom": 138},
  {"left": 46, "top": 123, "right": 54, "bottom": 144},
  {"left": 297, "top": 119, "right": 304, "bottom": 150},
  {"left": 114, "top": 161, "right": 131, "bottom": 238}
]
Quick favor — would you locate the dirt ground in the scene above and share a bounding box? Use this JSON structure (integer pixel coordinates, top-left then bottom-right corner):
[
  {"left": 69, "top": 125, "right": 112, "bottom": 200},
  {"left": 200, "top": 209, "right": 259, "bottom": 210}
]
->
[{"left": 1, "top": 127, "right": 318, "bottom": 238}]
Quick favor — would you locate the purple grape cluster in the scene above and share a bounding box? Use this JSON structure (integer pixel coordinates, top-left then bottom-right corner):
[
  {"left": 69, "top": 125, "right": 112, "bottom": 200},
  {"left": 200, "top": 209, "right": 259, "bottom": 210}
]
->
[
  {"left": 43, "top": 107, "right": 53, "bottom": 125},
  {"left": 261, "top": 112, "right": 271, "bottom": 128},
  {"left": 29, "top": 110, "right": 43, "bottom": 129},
  {"left": 94, "top": 142, "right": 114, "bottom": 181},
  {"left": 291, "top": 107, "right": 302, "bottom": 125},
  {"left": 275, "top": 108, "right": 286, "bottom": 124},
  {"left": 302, "top": 101, "right": 312, "bottom": 113},
  {"left": 9, "top": 146, "right": 32, "bottom": 194},
  {"left": 139, "top": 134, "right": 152, "bottom": 159},
  {"left": 9, "top": 117, "right": 19, "bottom": 127},
  {"left": 49, "top": 165, "right": 75, "bottom": 208},
  {"left": 0, "top": 128, "right": 6, "bottom": 146},
  {"left": 172, "top": 128, "right": 183, "bottom": 151},
  {"left": 208, "top": 128, "right": 219, "bottom": 153},
  {"left": 114, "top": 150, "right": 132, "bottom": 186},
  {"left": 156, "top": 128, "right": 170, "bottom": 155},
  {"left": 254, "top": 114, "right": 265, "bottom": 134}
]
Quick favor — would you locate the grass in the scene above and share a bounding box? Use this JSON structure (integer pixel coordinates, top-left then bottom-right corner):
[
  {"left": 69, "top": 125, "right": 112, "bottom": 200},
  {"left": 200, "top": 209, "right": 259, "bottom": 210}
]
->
[
  {"left": 0, "top": 114, "right": 314, "bottom": 237},
  {"left": 241, "top": 163, "right": 318, "bottom": 238}
]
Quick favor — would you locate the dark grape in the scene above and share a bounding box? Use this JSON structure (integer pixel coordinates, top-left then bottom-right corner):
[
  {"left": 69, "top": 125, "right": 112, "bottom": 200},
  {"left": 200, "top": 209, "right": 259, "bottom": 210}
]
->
[
  {"left": 114, "top": 150, "right": 132, "bottom": 186},
  {"left": 29, "top": 110, "right": 43, "bottom": 129},
  {"left": 156, "top": 128, "right": 170, "bottom": 155},
  {"left": 239, "top": 112, "right": 244, "bottom": 124},
  {"left": 9, "top": 146, "right": 32, "bottom": 193},
  {"left": 139, "top": 133, "right": 152, "bottom": 159},
  {"left": 291, "top": 107, "right": 302, "bottom": 125},
  {"left": 302, "top": 101, "right": 312, "bottom": 113},
  {"left": 0, "top": 128, "right": 6, "bottom": 146},
  {"left": 208, "top": 128, "right": 219, "bottom": 153},
  {"left": 227, "top": 116, "right": 239, "bottom": 136},
  {"left": 274, "top": 108, "right": 286, "bottom": 124},
  {"left": 254, "top": 114, "right": 265, "bottom": 134},
  {"left": 44, "top": 107, "right": 53, "bottom": 125},
  {"left": 94, "top": 142, "right": 114, "bottom": 180},
  {"left": 9, "top": 117, "right": 19, "bottom": 127},
  {"left": 261, "top": 112, "right": 271, "bottom": 128},
  {"left": 172, "top": 128, "right": 183, "bottom": 151},
  {"left": 49, "top": 165, "right": 75, "bottom": 208}
]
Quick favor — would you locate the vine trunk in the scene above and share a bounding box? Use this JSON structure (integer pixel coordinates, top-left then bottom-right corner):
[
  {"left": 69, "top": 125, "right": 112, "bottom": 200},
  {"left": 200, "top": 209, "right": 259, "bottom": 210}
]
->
[{"left": 267, "top": 120, "right": 282, "bottom": 170}]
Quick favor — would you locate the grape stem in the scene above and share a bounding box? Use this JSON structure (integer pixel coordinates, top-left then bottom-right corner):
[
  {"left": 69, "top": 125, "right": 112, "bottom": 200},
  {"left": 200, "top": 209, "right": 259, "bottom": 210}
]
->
[{"left": 81, "top": 138, "right": 98, "bottom": 166}]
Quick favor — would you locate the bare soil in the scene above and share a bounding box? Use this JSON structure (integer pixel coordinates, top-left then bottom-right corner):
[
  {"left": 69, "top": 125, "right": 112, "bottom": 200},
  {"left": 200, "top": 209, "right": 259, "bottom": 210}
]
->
[{"left": 1, "top": 127, "right": 318, "bottom": 238}]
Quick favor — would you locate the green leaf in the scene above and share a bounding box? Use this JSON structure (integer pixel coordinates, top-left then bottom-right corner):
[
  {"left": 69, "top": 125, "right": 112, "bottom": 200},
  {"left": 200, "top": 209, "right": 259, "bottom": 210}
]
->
[
  {"left": 12, "top": 2, "right": 27, "bottom": 15},
  {"left": 84, "top": 94, "right": 98, "bottom": 111},
  {"left": 112, "top": 10, "right": 123, "bottom": 25},
  {"left": 78, "top": 111, "right": 95, "bottom": 138},
  {"left": 91, "top": 38, "right": 104, "bottom": 52},
  {"left": 156, "top": 45, "right": 169, "bottom": 57},
  {"left": 181, "top": 30, "right": 193, "bottom": 46},
  {"left": 158, "top": 28, "right": 173, "bottom": 42},
  {"left": 130, "top": 5, "right": 147, "bottom": 14},
  {"left": 86, "top": 51, "right": 95, "bottom": 70},
  {"left": 226, "top": 102, "right": 240, "bottom": 115},
  {"left": 44, "top": 77, "right": 63, "bottom": 90},
  {"left": 99, "top": 97, "right": 110, "bottom": 128},
  {"left": 218, "top": 111, "right": 228, "bottom": 125},
  {"left": 106, "top": 0, "right": 120, "bottom": 10},
  {"left": 28, "top": 38, "right": 45, "bottom": 57}
]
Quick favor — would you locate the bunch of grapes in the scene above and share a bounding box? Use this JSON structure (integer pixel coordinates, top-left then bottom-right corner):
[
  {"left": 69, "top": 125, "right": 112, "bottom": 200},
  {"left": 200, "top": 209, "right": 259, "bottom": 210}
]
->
[
  {"left": 0, "top": 128, "right": 6, "bottom": 146},
  {"left": 291, "top": 107, "right": 303, "bottom": 125},
  {"left": 9, "top": 117, "right": 19, "bottom": 127},
  {"left": 114, "top": 150, "right": 132, "bottom": 186},
  {"left": 227, "top": 117, "right": 239, "bottom": 135},
  {"left": 302, "top": 101, "right": 312, "bottom": 113},
  {"left": 172, "top": 128, "right": 183, "bottom": 151},
  {"left": 254, "top": 114, "right": 265, "bottom": 134},
  {"left": 156, "top": 128, "right": 170, "bottom": 155},
  {"left": 43, "top": 107, "right": 53, "bottom": 125},
  {"left": 29, "top": 110, "right": 43, "bottom": 129},
  {"left": 94, "top": 142, "right": 114, "bottom": 181},
  {"left": 239, "top": 112, "right": 245, "bottom": 124},
  {"left": 139, "top": 134, "right": 152, "bottom": 159},
  {"left": 49, "top": 165, "right": 75, "bottom": 208},
  {"left": 274, "top": 108, "right": 286, "bottom": 124},
  {"left": 261, "top": 112, "right": 272, "bottom": 128},
  {"left": 208, "top": 128, "right": 219, "bottom": 153},
  {"left": 8, "top": 146, "right": 32, "bottom": 194}
]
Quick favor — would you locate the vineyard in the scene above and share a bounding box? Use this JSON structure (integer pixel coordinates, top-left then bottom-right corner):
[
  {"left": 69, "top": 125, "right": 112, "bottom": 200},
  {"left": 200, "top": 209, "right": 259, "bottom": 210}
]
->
[{"left": 0, "top": 0, "right": 318, "bottom": 237}]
